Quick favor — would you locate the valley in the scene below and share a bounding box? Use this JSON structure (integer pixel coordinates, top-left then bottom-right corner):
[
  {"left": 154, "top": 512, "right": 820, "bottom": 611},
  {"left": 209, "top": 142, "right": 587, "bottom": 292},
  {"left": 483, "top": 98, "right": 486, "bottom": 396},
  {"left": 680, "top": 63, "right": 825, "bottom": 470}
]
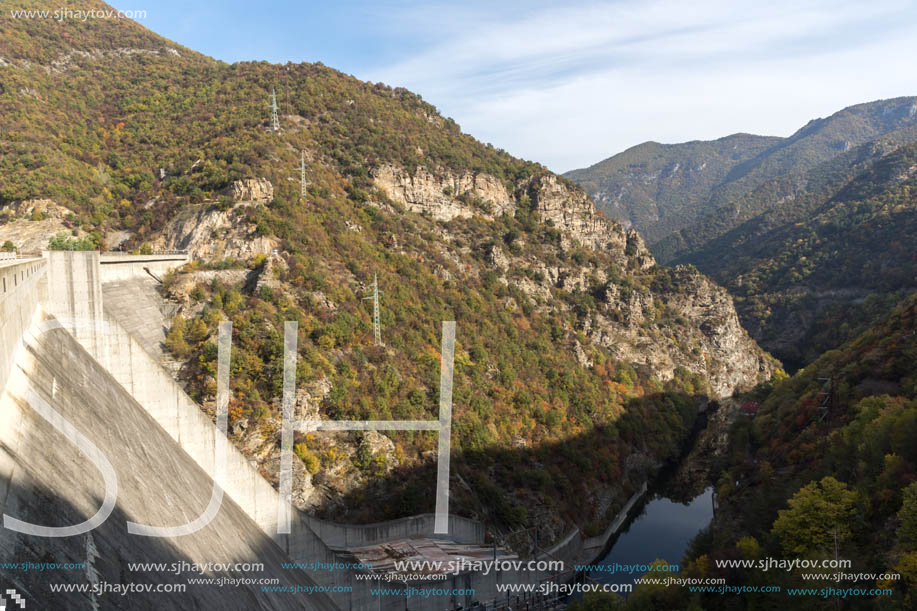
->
[{"left": 1, "top": 1, "right": 915, "bottom": 609}]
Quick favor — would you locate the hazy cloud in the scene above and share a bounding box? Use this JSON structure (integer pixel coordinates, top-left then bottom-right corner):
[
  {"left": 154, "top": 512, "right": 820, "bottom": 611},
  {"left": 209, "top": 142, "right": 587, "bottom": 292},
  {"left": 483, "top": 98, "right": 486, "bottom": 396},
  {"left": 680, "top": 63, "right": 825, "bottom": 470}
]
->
[{"left": 366, "top": 0, "right": 917, "bottom": 171}]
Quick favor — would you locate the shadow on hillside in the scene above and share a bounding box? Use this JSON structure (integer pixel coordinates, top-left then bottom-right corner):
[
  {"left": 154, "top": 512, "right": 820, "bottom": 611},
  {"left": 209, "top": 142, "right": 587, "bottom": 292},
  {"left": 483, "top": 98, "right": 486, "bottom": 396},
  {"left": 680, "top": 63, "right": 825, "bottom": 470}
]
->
[{"left": 315, "top": 391, "right": 710, "bottom": 542}]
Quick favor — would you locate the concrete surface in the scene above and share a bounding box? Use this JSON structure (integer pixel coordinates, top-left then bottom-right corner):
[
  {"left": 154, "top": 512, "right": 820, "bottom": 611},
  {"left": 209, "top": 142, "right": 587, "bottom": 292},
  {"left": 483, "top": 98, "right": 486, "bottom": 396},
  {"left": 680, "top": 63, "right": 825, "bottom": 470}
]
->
[
  {"left": 0, "top": 258, "right": 46, "bottom": 395},
  {"left": 101, "top": 277, "right": 178, "bottom": 362},
  {"left": 0, "top": 315, "right": 338, "bottom": 610},
  {"left": 98, "top": 254, "right": 190, "bottom": 283}
]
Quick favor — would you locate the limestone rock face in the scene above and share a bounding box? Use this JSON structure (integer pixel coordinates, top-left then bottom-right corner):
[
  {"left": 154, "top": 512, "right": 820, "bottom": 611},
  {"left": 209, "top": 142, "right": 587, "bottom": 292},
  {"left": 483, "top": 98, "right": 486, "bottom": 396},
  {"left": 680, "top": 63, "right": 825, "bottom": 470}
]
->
[
  {"left": 361, "top": 431, "right": 396, "bottom": 472},
  {"left": 164, "top": 269, "right": 251, "bottom": 305},
  {"left": 369, "top": 164, "right": 774, "bottom": 398},
  {"left": 586, "top": 266, "right": 776, "bottom": 397},
  {"left": 522, "top": 174, "right": 615, "bottom": 251},
  {"left": 372, "top": 164, "right": 514, "bottom": 220},
  {"left": 151, "top": 203, "right": 277, "bottom": 259},
  {"left": 2, "top": 198, "right": 68, "bottom": 219},
  {"left": 295, "top": 377, "right": 331, "bottom": 422},
  {"left": 251, "top": 254, "right": 287, "bottom": 293},
  {"left": 0, "top": 199, "right": 85, "bottom": 251},
  {"left": 228, "top": 178, "right": 274, "bottom": 204}
]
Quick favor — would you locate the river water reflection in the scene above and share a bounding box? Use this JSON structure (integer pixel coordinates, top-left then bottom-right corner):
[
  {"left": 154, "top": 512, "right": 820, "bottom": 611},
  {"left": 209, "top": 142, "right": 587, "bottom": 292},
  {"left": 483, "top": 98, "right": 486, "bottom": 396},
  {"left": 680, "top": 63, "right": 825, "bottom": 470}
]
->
[{"left": 589, "top": 487, "right": 714, "bottom": 588}]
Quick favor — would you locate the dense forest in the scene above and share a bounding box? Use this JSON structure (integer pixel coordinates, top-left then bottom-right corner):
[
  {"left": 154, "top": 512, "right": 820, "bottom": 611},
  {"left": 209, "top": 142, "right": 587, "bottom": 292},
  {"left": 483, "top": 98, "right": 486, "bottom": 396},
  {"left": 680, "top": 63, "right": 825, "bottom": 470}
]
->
[
  {"left": 685, "top": 292, "right": 917, "bottom": 610},
  {"left": 573, "top": 293, "right": 917, "bottom": 610},
  {"left": 661, "top": 140, "right": 917, "bottom": 370},
  {"left": 0, "top": 0, "right": 550, "bottom": 240},
  {"left": 563, "top": 134, "right": 781, "bottom": 243},
  {"left": 152, "top": 173, "right": 731, "bottom": 531}
]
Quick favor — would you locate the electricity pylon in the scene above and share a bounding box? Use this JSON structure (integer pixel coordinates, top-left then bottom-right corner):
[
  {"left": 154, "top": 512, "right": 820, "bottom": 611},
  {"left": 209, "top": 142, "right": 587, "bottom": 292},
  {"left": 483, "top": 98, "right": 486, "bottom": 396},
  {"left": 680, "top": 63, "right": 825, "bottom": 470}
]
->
[
  {"left": 301, "top": 150, "right": 308, "bottom": 197},
  {"left": 362, "top": 273, "right": 383, "bottom": 346},
  {"left": 270, "top": 88, "right": 280, "bottom": 132}
]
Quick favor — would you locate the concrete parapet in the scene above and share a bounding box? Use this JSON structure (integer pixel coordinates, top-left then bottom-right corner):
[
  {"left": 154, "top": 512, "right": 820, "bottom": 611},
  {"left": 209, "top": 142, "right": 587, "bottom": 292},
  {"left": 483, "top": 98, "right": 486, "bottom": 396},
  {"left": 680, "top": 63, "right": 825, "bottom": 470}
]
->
[
  {"left": 305, "top": 514, "right": 485, "bottom": 549},
  {"left": 0, "top": 258, "right": 46, "bottom": 394},
  {"left": 98, "top": 253, "right": 190, "bottom": 283}
]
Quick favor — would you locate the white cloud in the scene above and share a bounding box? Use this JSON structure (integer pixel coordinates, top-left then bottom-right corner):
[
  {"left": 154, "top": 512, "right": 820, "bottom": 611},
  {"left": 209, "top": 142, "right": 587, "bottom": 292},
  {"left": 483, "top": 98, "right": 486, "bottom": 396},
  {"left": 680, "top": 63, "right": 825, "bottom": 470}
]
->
[{"left": 365, "top": 0, "right": 917, "bottom": 172}]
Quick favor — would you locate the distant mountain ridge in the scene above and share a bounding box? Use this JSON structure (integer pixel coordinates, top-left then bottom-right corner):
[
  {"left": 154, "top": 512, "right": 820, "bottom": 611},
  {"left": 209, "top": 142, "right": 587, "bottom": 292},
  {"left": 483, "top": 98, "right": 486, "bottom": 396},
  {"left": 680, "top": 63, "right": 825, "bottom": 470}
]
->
[
  {"left": 566, "top": 97, "right": 917, "bottom": 245},
  {"left": 564, "top": 133, "right": 780, "bottom": 242},
  {"left": 655, "top": 121, "right": 917, "bottom": 263},
  {"left": 683, "top": 140, "right": 917, "bottom": 370}
]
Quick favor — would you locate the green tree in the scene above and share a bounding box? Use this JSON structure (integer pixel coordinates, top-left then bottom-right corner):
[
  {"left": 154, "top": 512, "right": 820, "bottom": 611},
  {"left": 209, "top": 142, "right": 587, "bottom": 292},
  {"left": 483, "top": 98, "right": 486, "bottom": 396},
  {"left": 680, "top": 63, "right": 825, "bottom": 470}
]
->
[
  {"left": 294, "top": 444, "right": 321, "bottom": 474},
  {"left": 47, "top": 232, "right": 102, "bottom": 251},
  {"left": 188, "top": 318, "right": 210, "bottom": 343},
  {"left": 1, "top": 241, "right": 14, "bottom": 252},
  {"left": 897, "top": 482, "right": 917, "bottom": 547},
  {"left": 772, "top": 476, "right": 861, "bottom": 556},
  {"left": 165, "top": 315, "right": 191, "bottom": 358}
]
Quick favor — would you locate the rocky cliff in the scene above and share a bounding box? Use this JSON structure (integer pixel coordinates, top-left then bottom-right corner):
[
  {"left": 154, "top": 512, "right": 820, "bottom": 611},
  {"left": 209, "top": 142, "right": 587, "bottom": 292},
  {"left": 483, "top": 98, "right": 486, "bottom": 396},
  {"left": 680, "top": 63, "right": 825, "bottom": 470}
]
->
[
  {"left": 371, "top": 165, "right": 773, "bottom": 398},
  {"left": 0, "top": 199, "right": 87, "bottom": 252}
]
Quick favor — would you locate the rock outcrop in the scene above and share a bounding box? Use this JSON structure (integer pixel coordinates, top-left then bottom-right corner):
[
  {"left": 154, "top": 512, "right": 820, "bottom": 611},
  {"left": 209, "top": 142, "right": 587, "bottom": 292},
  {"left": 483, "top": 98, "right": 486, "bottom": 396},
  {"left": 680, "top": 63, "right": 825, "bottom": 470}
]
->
[
  {"left": 371, "top": 165, "right": 774, "bottom": 398},
  {"left": 228, "top": 178, "right": 274, "bottom": 203},
  {"left": 522, "top": 174, "right": 622, "bottom": 251},
  {"left": 585, "top": 266, "right": 775, "bottom": 397},
  {"left": 151, "top": 202, "right": 277, "bottom": 259},
  {"left": 372, "top": 164, "right": 514, "bottom": 220},
  {"left": 0, "top": 199, "right": 86, "bottom": 252}
]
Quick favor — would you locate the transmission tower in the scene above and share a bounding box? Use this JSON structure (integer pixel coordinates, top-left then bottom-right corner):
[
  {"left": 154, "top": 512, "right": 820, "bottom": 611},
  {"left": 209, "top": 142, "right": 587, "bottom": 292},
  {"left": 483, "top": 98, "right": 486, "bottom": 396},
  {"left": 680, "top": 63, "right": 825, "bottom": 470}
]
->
[
  {"left": 300, "top": 150, "right": 308, "bottom": 197},
  {"left": 270, "top": 88, "right": 280, "bottom": 132},
  {"left": 815, "top": 377, "right": 837, "bottom": 423},
  {"left": 362, "top": 273, "right": 383, "bottom": 346}
]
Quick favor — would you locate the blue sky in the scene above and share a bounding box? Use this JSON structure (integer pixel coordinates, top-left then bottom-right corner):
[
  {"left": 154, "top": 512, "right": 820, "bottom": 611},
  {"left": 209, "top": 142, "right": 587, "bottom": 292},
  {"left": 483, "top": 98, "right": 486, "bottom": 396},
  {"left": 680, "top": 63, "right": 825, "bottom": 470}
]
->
[{"left": 113, "top": 0, "right": 917, "bottom": 172}]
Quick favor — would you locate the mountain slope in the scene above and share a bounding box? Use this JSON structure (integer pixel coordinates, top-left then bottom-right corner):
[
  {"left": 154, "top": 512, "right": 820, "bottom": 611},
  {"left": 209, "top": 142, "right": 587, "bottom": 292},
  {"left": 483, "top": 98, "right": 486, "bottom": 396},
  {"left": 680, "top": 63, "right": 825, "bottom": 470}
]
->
[
  {"left": 564, "top": 134, "right": 781, "bottom": 243},
  {"left": 566, "top": 97, "right": 917, "bottom": 245},
  {"left": 667, "top": 141, "right": 917, "bottom": 370},
  {"left": 0, "top": 0, "right": 776, "bottom": 542},
  {"left": 677, "top": 293, "right": 917, "bottom": 610},
  {"left": 655, "top": 122, "right": 917, "bottom": 264}
]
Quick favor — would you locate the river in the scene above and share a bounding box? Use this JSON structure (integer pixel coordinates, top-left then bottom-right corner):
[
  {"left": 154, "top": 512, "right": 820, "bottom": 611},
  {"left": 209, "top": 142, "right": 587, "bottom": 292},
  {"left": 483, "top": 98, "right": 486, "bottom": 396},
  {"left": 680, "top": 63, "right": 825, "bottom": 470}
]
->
[{"left": 588, "top": 487, "right": 714, "bottom": 588}]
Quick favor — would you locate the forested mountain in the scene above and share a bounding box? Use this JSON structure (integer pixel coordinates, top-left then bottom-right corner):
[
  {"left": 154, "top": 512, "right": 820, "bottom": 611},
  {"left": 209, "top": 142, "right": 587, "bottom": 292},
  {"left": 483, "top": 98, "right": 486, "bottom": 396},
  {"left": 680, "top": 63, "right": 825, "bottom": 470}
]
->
[
  {"left": 668, "top": 141, "right": 917, "bottom": 370},
  {"left": 655, "top": 123, "right": 917, "bottom": 264},
  {"left": 674, "top": 293, "right": 917, "bottom": 611},
  {"left": 566, "top": 98, "right": 917, "bottom": 245},
  {"left": 563, "top": 134, "right": 781, "bottom": 242},
  {"left": 0, "top": 0, "right": 777, "bottom": 542}
]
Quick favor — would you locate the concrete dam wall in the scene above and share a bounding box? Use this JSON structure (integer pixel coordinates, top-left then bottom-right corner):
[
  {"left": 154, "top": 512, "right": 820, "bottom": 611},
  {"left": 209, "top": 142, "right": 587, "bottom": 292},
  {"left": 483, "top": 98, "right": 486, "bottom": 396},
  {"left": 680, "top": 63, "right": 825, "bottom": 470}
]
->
[
  {"left": 2, "top": 251, "right": 560, "bottom": 611},
  {"left": 0, "top": 316, "right": 338, "bottom": 610}
]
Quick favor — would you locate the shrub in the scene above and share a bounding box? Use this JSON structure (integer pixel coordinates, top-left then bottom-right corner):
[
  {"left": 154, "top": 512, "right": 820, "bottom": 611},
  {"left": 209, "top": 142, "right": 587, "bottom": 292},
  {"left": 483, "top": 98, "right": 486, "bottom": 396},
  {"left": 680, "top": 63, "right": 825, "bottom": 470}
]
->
[
  {"left": 165, "top": 315, "right": 191, "bottom": 358},
  {"left": 295, "top": 444, "right": 321, "bottom": 474}
]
